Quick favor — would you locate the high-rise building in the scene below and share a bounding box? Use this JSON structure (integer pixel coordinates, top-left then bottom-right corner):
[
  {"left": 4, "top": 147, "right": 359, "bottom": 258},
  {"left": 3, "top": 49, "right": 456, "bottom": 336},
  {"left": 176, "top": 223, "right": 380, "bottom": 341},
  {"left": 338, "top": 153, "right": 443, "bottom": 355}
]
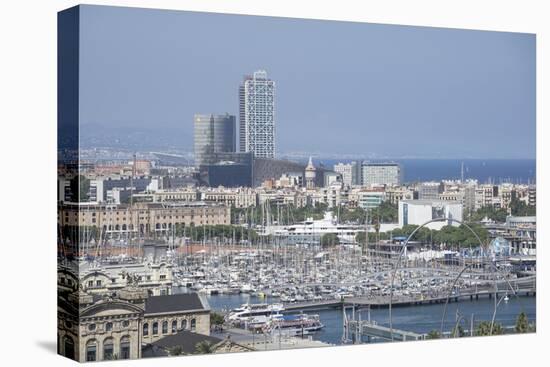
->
[
  {"left": 239, "top": 70, "right": 275, "bottom": 158},
  {"left": 361, "top": 162, "right": 401, "bottom": 186},
  {"left": 334, "top": 163, "right": 353, "bottom": 187},
  {"left": 194, "top": 113, "right": 236, "bottom": 167}
]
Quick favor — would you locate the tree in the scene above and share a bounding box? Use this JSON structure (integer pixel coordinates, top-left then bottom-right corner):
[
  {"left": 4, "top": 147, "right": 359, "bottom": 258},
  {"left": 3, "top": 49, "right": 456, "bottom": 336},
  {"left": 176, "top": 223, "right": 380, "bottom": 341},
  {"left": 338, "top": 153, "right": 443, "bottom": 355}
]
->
[
  {"left": 169, "top": 346, "right": 183, "bottom": 356},
  {"left": 321, "top": 233, "right": 339, "bottom": 248},
  {"left": 195, "top": 341, "right": 215, "bottom": 354},
  {"left": 515, "top": 312, "right": 530, "bottom": 333},
  {"left": 451, "top": 325, "right": 465, "bottom": 338},
  {"left": 426, "top": 330, "right": 441, "bottom": 339},
  {"left": 510, "top": 199, "right": 536, "bottom": 216},
  {"left": 210, "top": 312, "right": 225, "bottom": 326},
  {"left": 475, "top": 321, "right": 504, "bottom": 336}
]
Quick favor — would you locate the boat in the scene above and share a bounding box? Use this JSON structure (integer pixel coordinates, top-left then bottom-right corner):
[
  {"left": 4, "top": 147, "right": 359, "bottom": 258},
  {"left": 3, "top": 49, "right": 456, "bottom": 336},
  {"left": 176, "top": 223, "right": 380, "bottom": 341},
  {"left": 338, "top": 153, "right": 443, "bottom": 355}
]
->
[
  {"left": 227, "top": 303, "right": 285, "bottom": 323},
  {"left": 259, "top": 313, "right": 324, "bottom": 336}
]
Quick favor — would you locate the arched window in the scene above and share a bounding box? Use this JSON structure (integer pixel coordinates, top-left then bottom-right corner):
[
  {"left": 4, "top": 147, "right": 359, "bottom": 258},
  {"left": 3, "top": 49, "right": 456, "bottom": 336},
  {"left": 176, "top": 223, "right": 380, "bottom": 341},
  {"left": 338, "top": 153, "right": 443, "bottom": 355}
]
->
[
  {"left": 190, "top": 319, "right": 196, "bottom": 332},
  {"left": 115, "top": 224, "right": 120, "bottom": 231},
  {"left": 122, "top": 224, "right": 127, "bottom": 231},
  {"left": 64, "top": 336, "right": 75, "bottom": 360},
  {"left": 103, "top": 338, "right": 114, "bottom": 360},
  {"left": 143, "top": 323, "right": 149, "bottom": 336},
  {"left": 105, "top": 322, "right": 113, "bottom": 332},
  {"left": 120, "top": 336, "right": 130, "bottom": 360},
  {"left": 181, "top": 319, "right": 187, "bottom": 330},
  {"left": 171, "top": 320, "right": 177, "bottom": 333},
  {"left": 86, "top": 339, "right": 97, "bottom": 362},
  {"left": 155, "top": 223, "right": 160, "bottom": 230},
  {"left": 152, "top": 322, "right": 158, "bottom": 335},
  {"left": 162, "top": 321, "right": 168, "bottom": 334}
]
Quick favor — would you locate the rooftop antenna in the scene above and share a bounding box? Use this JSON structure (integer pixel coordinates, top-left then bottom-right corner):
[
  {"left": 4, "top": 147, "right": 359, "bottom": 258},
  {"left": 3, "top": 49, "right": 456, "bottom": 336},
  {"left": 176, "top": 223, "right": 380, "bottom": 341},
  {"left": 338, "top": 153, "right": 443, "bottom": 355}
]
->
[{"left": 461, "top": 161, "right": 464, "bottom": 183}]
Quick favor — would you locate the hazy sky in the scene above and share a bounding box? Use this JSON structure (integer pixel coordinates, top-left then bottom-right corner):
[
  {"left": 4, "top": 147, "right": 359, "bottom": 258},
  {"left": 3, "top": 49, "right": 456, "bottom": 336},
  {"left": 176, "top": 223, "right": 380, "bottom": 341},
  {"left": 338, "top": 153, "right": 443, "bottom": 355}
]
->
[{"left": 78, "top": 5, "right": 535, "bottom": 158}]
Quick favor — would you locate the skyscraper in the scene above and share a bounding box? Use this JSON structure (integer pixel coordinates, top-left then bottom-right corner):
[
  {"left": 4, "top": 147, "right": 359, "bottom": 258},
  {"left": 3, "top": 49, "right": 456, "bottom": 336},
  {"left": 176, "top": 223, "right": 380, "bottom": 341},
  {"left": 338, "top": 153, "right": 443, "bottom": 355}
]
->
[
  {"left": 239, "top": 70, "right": 275, "bottom": 158},
  {"left": 194, "top": 113, "right": 236, "bottom": 166}
]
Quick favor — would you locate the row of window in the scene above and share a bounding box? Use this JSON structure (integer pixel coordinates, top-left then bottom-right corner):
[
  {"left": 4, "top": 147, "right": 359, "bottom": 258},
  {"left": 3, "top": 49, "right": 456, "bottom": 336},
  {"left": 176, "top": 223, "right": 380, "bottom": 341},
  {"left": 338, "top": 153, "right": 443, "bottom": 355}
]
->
[
  {"left": 88, "top": 320, "right": 129, "bottom": 332},
  {"left": 143, "top": 319, "right": 195, "bottom": 336},
  {"left": 86, "top": 336, "right": 130, "bottom": 361}
]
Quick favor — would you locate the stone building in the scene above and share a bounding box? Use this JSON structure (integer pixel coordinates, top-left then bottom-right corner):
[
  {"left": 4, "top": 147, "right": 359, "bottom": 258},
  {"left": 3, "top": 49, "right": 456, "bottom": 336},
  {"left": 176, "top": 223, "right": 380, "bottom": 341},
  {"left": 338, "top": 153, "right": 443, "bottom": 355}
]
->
[
  {"left": 142, "top": 293, "right": 211, "bottom": 344},
  {"left": 78, "top": 299, "right": 144, "bottom": 361},
  {"left": 58, "top": 201, "right": 231, "bottom": 238},
  {"left": 58, "top": 269, "right": 212, "bottom": 362}
]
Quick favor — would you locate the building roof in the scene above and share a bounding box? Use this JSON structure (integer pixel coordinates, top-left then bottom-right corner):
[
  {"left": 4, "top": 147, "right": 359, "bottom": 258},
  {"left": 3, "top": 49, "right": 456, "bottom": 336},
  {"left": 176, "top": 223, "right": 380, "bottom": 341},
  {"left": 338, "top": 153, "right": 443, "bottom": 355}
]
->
[
  {"left": 401, "top": 199, "right": 462, "bottom": 206},
  {"left": 146, "top": 330, "right": 223, "bottom": 355},
  {"left": 144, "top": 293, "right": 209, "bottom": 315}
]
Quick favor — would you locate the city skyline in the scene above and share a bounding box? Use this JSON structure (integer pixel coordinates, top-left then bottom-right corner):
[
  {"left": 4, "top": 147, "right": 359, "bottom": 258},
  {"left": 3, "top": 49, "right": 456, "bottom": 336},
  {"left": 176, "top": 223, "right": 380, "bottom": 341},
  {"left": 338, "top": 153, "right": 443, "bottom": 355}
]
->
[{"left": 78, "top": 5, "right": 535, "bottom": 159}]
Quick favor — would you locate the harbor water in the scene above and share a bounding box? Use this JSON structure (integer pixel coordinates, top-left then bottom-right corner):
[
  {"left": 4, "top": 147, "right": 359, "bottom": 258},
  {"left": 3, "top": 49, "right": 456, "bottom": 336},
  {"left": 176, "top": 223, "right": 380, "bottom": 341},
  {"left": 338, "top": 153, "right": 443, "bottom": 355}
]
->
[{"left": 178, "top": 290, "right": 536, "bottom": 345}]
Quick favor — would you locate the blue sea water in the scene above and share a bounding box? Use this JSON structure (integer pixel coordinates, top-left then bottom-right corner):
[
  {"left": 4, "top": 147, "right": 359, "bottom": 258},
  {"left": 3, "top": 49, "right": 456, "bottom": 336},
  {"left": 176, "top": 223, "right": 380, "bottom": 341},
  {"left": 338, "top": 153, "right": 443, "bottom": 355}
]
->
[
  {"left": 203, "top": 293, "right": 536, "bottom": 345},
  {"left": 314, "top": 159, "right": 536, "bottom": 184}
]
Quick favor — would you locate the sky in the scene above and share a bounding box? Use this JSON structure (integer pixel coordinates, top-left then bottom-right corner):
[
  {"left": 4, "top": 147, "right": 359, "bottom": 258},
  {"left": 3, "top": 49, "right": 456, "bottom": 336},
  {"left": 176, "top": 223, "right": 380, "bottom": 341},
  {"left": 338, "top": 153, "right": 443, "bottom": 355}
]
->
[{"left": 77, "top": 5, "right": 536, "bottom": 159}]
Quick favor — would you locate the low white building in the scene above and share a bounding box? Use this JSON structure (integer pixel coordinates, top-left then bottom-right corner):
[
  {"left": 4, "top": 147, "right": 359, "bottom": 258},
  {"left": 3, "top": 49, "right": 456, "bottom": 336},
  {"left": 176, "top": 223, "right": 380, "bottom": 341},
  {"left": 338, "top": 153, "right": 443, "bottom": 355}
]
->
[{"left": 398, "top": 199, "right": 463, "bottom": 230}]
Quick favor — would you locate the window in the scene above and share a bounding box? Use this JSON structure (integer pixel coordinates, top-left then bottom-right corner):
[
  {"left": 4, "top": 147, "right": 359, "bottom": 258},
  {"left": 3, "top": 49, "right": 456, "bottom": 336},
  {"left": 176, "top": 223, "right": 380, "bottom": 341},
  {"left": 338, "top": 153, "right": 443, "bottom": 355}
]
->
[
  {"left": 143, "top": 323, "right": 149, "bottom": 336},
  {"left": 162, "top": 321, "right": 168, "bottom": 334},
  {"left": 88, "top": 280, "right": 93, "bottom": 287},
  {"left": 190, "top": 319, "right": 196, "bottom": 332},
  {"left": 96, "top": 280, "right": 101, "bottom": 287},
  {"left": 171, "top": 320, "right": 177, "bottom": 333},
  {"left": 64, "top": 336, "right": 75, "bottom": 360},
  {"left": 122, "top": 320, "right": 129, "bottom": 328},
  {"left": 159, "top": 275, "right": 166, "bottom": 280},
  {"left": 152, "top": 322, "right": 158, "bottom": 335},
  {"left": 86, "top": 340, "right": 97, "bottom": 362},
  {"left": 105, "top": 322, "right": 113, "bottom": 332},
  {"left": 181, "top": 319, "right": 187, "bottom": 330},
  {"left": 88, "top": 324, "right": 96, "bottom": 331},
  {"left": 103, "top": 338, "right": 114, "bottom": 360},
  {"left": 120, "top": 336, "right": 130, "bottom": 359}
]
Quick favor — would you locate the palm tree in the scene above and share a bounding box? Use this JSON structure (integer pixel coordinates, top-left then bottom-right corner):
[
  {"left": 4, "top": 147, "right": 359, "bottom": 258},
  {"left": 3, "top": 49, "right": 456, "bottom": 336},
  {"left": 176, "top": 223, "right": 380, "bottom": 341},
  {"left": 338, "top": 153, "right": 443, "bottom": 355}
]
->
[
  {"left": 515, "top": 312, "right": 530, "bottom": 333},
  {"left": 169, "top": 346, "right": 183, "bottom": 356},
  {"left": 426, "top": 330, "right": 441, "bottom": 339},
  {"left": 475, "top": 321, "right": 504, "bottom": 336},
  {"left": 195, "top": 341, "right": 215, "bottom": 354}
]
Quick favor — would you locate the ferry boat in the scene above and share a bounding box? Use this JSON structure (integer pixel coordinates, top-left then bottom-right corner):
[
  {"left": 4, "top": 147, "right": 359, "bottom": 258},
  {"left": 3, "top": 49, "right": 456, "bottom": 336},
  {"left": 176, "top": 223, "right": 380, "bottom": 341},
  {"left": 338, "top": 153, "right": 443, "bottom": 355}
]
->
[
  {"left": 257, "top": 313, "right": 324, "bottom": 336},
  {"left": 227, "top": 303, "right": 285, "bottom": 323}
]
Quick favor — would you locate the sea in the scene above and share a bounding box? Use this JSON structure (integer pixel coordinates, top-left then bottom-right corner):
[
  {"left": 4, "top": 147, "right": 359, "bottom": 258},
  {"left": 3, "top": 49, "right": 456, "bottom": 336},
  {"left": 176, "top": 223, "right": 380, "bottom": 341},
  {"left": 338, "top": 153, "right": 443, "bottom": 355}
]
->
[
  {"left": 197, "top": 293, "right": 536, "bottom": 345},
  {"left": 310, "top": 159, "right": 536, "bottom": 184}
]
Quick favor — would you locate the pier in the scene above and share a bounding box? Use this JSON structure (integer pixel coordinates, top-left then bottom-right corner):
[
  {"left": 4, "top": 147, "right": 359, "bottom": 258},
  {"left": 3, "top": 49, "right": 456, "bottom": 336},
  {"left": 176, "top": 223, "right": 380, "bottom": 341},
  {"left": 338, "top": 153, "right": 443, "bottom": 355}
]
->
[{"left": 283, "top": 276, "right": 535, "bottom": 312}]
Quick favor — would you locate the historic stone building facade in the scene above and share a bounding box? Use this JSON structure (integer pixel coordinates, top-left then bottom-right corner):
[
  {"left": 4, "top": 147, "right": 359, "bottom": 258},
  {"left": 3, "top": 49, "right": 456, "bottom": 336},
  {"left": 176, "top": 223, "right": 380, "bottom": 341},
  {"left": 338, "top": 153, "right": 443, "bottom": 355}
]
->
[
  {"left": 58, "top": 201, "right": 231, "bottom": 237},
  {"left": 79, "top": 300, "right": 144, "bottom": 361}
]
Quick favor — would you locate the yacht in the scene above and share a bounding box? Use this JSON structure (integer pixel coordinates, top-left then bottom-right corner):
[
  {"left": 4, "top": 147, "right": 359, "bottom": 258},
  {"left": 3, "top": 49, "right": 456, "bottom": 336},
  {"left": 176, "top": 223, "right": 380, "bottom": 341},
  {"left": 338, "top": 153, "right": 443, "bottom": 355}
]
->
[{"left": 227, "top": 303, "right": 285, "bottom": 323}]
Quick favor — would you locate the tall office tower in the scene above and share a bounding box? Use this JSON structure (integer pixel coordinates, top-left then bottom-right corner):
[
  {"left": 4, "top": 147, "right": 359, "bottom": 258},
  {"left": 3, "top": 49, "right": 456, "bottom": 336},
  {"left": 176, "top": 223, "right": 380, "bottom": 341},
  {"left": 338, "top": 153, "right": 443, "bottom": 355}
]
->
[
  {"left": 239, "top": 70, "right": 276, "bottom": 158},
  {"left": 194, "top": 113, "right": 236, "bottom": 166},
  {"left": 334, "top": 163, "right": 353, "bottom": 187},
  {"left": 361, "top": 162, "right": 401, "bottom": 186}
]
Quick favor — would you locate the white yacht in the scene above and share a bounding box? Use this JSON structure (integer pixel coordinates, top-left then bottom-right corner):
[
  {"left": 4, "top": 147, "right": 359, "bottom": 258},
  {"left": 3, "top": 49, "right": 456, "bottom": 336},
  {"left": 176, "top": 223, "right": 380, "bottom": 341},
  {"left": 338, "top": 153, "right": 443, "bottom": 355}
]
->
[{"left": 227, "top": 303, "right": 285, "bottom": 323}]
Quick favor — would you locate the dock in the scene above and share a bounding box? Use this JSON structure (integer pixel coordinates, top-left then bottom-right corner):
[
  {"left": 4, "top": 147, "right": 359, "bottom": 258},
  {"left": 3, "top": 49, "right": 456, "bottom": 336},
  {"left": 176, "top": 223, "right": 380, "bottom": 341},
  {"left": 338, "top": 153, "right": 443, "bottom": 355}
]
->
[{"left": 283, "top": 276, "right": 536, "bottom": 312}]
